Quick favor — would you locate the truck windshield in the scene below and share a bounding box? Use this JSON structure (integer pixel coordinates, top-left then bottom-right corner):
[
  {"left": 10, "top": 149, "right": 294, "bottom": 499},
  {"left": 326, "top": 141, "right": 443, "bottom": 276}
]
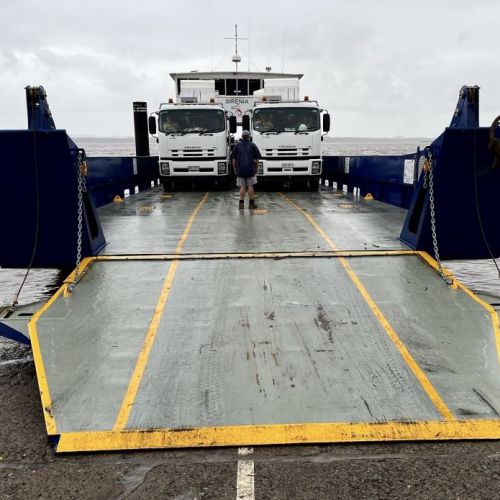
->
[
  {"left": 253, "top": 108, "right": 320, "bottom": 133},
  {"left": 159, "top": 109, "right": 225, "bottom": 134}
]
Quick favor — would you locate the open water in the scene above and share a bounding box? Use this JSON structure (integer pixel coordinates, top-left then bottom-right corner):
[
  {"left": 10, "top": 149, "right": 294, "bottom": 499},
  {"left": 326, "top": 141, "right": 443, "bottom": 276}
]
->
[{"left": 1, "top": 137, "right": 499, "bottom": 311}]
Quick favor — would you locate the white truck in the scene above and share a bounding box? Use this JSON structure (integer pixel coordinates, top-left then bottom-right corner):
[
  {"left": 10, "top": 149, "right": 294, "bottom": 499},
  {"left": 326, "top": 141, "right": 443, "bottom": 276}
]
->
[
  {"left": 149, "top": 80, "right": 236, "bottom": 190},
  {"left": 242, "top": 79, "right": 330, "bottom": 190}
]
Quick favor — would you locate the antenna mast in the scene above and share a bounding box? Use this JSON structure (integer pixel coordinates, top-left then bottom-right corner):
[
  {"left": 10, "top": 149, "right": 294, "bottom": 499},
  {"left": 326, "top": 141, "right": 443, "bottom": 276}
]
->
[{"left": 225, "top": 24, "right": 247, "bottom": 72}]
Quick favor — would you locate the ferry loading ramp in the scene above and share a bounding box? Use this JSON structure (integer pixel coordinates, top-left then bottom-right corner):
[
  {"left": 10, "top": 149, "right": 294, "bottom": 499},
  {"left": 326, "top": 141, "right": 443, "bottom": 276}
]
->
[{"left": 28, "top": 189, "right": 500, "bottom": 452}]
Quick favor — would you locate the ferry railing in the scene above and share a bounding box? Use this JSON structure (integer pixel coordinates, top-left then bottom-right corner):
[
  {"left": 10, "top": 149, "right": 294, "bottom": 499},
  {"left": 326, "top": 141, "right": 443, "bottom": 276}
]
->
[
  {"left": 321, "top": 152, "right": 421, "bottom": 209},
  {"left": 86, "top": 156, "right": 160, "bottom": 207}
]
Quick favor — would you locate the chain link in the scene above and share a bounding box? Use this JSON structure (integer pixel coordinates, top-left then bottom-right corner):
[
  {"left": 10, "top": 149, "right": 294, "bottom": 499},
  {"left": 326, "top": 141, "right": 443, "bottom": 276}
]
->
[
  {"left": 67, "top": 150, "right": 87, "bottom": 294},
  {"left": 427, "top": 152, "right": 453, "bottom": 286}
]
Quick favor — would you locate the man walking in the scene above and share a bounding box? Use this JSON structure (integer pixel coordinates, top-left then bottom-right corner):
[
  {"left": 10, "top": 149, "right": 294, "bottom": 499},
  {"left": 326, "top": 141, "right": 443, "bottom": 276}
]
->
[{"left": 232, "top": 130, "right": 261, "bottom": 209}]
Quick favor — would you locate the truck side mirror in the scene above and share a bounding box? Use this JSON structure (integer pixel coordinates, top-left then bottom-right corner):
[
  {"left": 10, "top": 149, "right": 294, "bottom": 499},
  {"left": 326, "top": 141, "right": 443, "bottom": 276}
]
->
[
  {"left": 148, "top": 116, "right": 157, "bottom": 135},
  {"left": 229, "top": 116, "right": 237, "bottom": 134},
  {"left": 242, "top": 115, "right": 250, "bottom": 131},
  {"left": 323, "top": 114, "right": 330, "bottom": 133}
]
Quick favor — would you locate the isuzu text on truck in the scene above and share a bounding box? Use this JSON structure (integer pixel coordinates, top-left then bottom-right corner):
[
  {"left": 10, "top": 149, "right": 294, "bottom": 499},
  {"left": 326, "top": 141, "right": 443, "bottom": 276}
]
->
[
  {"left": 242, "top": 79, "right": 330, "bottom": 190},
  {"left": 149, "top": 80, "right": 236, "bottom": 190}
]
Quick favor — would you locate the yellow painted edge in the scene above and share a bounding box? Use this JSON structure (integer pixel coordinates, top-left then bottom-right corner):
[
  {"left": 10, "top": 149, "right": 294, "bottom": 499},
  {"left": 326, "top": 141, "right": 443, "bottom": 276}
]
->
[
  {"left": 62, "top": 257, "right": 96, "bottom": 297},
  {"left": 56, "top": 419, "right": 500, "bottom": 452},
  {"left": 280, "top": 193, "right": 454, "bottom": 420},
  {"left": 113, "top": 193, "right": 209, "bottom": 431},
  {"left": 417, "top": 251, "right": 500, "bottom": 367},
  {"left": 28, "top": 256, "right": 96, "bottom": 435}
]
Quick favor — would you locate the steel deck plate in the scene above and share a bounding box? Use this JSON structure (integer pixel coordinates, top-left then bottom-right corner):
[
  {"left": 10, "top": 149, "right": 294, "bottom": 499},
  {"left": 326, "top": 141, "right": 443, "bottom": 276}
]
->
[{"left": 29, "top": 189, "right": 500, "bottom": 451}]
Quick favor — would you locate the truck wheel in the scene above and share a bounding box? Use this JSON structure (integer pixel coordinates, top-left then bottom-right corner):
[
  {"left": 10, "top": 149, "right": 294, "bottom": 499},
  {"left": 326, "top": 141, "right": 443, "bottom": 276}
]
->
[
  {"left": 162, "top": 179, "right": 173, "bottom": 192},
  {"left": 308, "top": 177, "right": 320, "bottom": 191}
]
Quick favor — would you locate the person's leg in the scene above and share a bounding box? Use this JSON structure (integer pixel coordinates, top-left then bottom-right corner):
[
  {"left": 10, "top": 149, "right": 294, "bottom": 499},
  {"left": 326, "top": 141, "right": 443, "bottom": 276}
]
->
[
  {"left": 248, "top": 184, "right": 258, "bottom": 209},
  {"left": 238, "top": 179, "right": 245, "bottom": 209}
]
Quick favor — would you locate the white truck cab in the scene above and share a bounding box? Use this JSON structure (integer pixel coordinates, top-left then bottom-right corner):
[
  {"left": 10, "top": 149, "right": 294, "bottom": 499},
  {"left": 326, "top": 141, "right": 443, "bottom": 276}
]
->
[
  {"left": 243, "top": 79, "right": 330, "bottom": 190},
  {"left": 149, "top": 80, "right": 236, "bottom": 190}
]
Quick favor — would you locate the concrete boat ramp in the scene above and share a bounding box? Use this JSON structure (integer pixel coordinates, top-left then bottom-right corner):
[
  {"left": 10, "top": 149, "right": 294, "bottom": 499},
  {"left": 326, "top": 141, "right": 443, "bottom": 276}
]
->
[{"left": 29, "top": 188, "right": 500, "bottom": 452}]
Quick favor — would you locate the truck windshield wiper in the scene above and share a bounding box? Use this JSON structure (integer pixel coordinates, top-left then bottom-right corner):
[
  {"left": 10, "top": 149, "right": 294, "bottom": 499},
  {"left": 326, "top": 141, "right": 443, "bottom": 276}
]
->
[
  {"left": 168, "top": 131, "right": 189, "bottom": 136},
  {"left": 294, "top": 130, "right": 310, "bottom": 134},
  {"left": 262, "top": 129, "right": 284, "bottom": 135},
  {"left": 198, "top": 129, "right": 221, "bottom": 135}
]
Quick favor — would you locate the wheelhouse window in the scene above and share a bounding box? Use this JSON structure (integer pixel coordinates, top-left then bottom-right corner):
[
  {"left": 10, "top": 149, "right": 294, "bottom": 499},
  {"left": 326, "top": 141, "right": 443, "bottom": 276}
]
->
[
  {"left": 253, "top": 108, "right": 320, "bottom": 132},
  {"left": 159, "top": 109, "right": 226, "bottom": 133},
  {"left": 226, "top": 78, "right": 249, "bottom": 96},
  {"left": 249, "top": 79, "right": 261, "bottom": 94},
  {"left": 214, "top": 79, "right": 225, "bottom": 96}
]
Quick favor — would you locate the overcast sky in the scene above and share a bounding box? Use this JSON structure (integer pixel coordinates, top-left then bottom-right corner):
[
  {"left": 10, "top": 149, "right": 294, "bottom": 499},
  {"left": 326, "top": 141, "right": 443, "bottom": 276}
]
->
[{"left": 1, "top": 0, "right": 499, "bottom": 137}]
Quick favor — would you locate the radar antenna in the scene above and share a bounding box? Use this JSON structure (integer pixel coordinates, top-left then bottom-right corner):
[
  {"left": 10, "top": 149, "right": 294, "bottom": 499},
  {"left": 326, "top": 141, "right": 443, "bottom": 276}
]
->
[{"left": 225, "top": 24, "right": 247, "bottom": 72}]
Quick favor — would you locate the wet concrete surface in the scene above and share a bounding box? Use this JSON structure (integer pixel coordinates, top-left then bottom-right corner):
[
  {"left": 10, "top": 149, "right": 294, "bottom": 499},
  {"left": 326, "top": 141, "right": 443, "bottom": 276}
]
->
[{"left": 2, "top": 340, "right": 500, "bottom": 499}]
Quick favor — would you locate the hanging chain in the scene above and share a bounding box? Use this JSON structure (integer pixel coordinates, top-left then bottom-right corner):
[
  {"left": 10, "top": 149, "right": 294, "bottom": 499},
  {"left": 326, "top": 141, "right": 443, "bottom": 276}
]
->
[
  {"left": 427, "top": 151, "right": 454, "bottom": 286},
  {"left": 66, "top": 150, "right": 87, "bottom": 295},
  {"left": 422, "top": 155, "right": 430, "bottom": 189}
]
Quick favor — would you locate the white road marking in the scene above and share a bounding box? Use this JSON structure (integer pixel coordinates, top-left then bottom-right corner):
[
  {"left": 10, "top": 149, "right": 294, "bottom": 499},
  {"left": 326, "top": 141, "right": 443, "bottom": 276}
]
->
[
  {"left": 238, "top": 447, "right": 254, "bottom": 456},
  {"left": 236, "top": 448, "right": 255, "bottom": 500}
]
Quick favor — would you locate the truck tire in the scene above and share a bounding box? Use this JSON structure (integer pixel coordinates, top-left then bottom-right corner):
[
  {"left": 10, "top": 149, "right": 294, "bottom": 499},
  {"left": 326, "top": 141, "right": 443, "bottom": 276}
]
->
[
  {"left": 308, "top": 177, "right": 320, "bottom": 191},
  {"left": 162, "top": 179, "right": 173, "bottom": 192}
]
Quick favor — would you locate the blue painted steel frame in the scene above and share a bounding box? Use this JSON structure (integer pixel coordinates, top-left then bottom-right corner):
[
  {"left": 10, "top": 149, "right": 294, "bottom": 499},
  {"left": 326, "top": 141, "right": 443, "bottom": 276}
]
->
[
  {"left": 0, "top": 130, "right": 106, "bottom": 268},
  {"left": 0, "top": 322, "right": 30, "bottom": 345},
  {"left": 400, "top": 127, "right": 500, "bottom": 259},
  {"left": 321, "top": 153, "right": 418, "bottom": 209},
  {"left": 87, "top": 156, "right": 159, "bottom": 207}
]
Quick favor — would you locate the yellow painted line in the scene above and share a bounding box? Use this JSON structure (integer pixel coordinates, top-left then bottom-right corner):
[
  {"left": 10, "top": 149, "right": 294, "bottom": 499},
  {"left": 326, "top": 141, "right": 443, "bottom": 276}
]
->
[
  {"left": 28, "top": 256, "right": 96, "bottom": 435},
  {"left": 417, "top": 251, "right": 500, "bottom": 367},
  {"left": 113, "top": 192, "right": 209, "bottom": 431},
  {"left": 279, "top": 193, "right": 339, "bottom": 250},
  {"left": 280, "top": 193, "right": 455, "bottom": 421},
  {"left": 56, "top": 419, "right": 500, "bottom": 452}
]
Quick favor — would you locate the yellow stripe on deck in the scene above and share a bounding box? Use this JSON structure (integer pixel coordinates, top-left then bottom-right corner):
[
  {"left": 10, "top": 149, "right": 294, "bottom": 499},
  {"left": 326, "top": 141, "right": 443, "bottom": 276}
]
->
[
  {"left": 113, "top": 192, "right": 209, "bottom": 431},
  {"left": 279, "top": 193, "right": 455, "bottom": 421}
]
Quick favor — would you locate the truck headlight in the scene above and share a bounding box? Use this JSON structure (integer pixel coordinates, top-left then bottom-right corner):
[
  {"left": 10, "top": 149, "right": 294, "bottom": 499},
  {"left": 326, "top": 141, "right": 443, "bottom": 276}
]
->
[
  {"left": 312, "top": 161, "right": 321, "bottom": 174},
  {"left": 257, "top": 161, "right": 263, "bottom": 175},
  {"left": 218, "top": 161, "right": 227, "bottom": 174},
  {"left": 160, "top": 162, "right": 170, "bottom": 175}
]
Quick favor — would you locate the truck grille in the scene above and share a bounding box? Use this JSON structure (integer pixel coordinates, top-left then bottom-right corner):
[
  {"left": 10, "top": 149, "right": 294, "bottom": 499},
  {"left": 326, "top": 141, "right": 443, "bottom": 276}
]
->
[
  {"left": 264, "top": 148, "right": 311, "bottom": 157},
  {"left": 170, "top": 148, "right": 216, "bottom": 158}
]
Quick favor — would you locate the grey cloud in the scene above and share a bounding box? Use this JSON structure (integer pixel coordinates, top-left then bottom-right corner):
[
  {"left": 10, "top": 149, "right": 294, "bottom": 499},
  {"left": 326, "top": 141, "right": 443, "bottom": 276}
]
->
[{"left": 1, "top": 0, "right": 500, "bottom": 136}]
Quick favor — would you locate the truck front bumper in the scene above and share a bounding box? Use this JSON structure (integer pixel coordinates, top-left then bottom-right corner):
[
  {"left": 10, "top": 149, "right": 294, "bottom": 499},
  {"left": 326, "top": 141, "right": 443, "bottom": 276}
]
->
[
  {"left": 258, "top": 159, "right": 322, "bottom": 176},
  {"left": 159, "top": 159, "right": 229, "bottom": 177}
]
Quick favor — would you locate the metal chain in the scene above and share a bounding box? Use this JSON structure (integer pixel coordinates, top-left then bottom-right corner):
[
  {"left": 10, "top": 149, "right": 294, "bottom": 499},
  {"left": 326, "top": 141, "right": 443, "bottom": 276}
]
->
[
  {"left": 422, "top": 151, "right": 430, "bottom": 189},
  {"left": 427, "top": 152, "right": 453, "bottom": 286},
  {"left": 67, "top": 151, "right": 87, "bottom": 294}
]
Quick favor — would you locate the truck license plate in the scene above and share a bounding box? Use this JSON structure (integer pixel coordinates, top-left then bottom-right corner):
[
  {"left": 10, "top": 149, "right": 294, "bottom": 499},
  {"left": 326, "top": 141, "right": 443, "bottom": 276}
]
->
[
  {"left": 188, "top": 166, "right": 199, "bottom": 172},
  {"left": 282, "top": 162, "right": 294, "bottom": 167}
]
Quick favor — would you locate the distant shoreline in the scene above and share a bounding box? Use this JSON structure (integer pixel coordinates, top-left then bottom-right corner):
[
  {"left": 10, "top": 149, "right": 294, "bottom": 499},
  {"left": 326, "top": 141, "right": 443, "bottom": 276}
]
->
[{"left": 73, "top": 136, "right": 434, "bottom": 142}]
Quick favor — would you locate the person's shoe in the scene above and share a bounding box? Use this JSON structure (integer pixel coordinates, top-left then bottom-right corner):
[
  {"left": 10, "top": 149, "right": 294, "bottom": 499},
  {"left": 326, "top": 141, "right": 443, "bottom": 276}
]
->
[
  {"left": 249, "top": 199, "right": 258, "bottom": 209},
  {"left": 239, "top": 200, "right": 244, "bottom": 209}
]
